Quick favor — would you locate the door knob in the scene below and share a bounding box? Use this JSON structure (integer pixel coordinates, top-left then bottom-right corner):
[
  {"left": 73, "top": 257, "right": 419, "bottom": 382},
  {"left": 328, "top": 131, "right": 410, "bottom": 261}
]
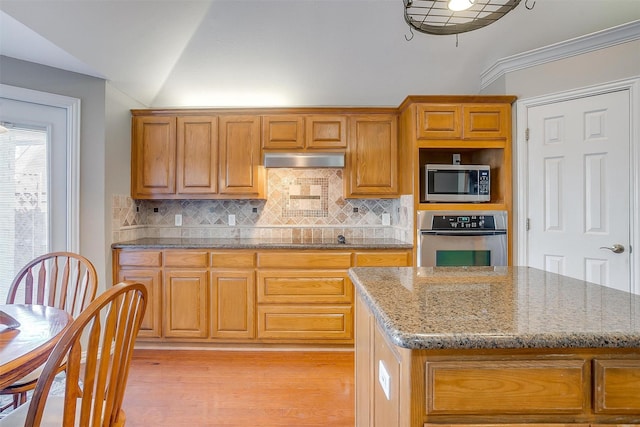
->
[{"left": 599, "top": 244, "right": 625, "bottom": 254}]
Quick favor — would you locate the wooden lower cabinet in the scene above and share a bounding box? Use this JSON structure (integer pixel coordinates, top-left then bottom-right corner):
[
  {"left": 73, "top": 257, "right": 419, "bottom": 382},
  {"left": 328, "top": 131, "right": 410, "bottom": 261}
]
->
[
  {"left": 114, "top": 249, "right": 163, "bottom": 338},
  {"left": 355, "top": 293, "right": 640, "bottom": 427},
  {"left": 163, "top": 269, "right": 208, "bottom": 338},
  {"left": 256, "top": 252, "right": 355, "bottom": 344},
  {"left": 113, "top": 247, "right": 411, "bottom": 345},
  {"left": 257, "top": 305, "right": 353, "bottom": 341},
  {"left": 116, "top": 267, "right": 162, "bottom": 338},
  {"left": 210, "top": 270, "right": 255, "bottom": 339}
]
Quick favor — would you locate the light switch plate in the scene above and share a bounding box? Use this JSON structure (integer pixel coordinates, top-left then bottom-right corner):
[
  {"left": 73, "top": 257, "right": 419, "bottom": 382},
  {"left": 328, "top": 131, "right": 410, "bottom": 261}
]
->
[
  {"left": 228, "top": 214, "right": 236, "bottom": 226},
  {"left": 174, "top": 214, "right": 182, "bottom": 227},
  {"left": 382, "top": 213, "right": 391, "bottom": 226}
]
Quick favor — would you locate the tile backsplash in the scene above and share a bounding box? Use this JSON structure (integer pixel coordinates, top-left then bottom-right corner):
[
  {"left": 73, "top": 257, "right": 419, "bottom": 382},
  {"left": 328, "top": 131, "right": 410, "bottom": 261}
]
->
[{"left": 112, "top": 168, "right": 413, "bottom": 243}]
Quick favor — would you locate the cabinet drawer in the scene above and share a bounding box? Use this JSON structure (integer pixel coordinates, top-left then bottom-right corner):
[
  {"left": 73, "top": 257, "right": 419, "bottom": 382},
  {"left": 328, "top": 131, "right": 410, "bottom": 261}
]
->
[
  {"left": 257, "top": 270, "right": 352, "bottom": 303},
  {"left": 211, "top": 251, "right": 255, "bottom": 268},
  {"left": 354, "top": 251, "right": 411, "bottom": 267},
  {"left": 164, "top": 251, "right": 209, "bottom": 268},
  {"left": 594, "top": 359, "right": 640, "bottom": 414},
  {"left": 257, "top": 305, "right": 353, "bottom": 340},
  {"left": 257, "top": 252, "right": 351, "bottom": 269},
  {"left": 425, "top": 359, "right": 588, "bottom": 415},
  {"left": 118, "top": 250, "right": 162, "bottom": 267}
]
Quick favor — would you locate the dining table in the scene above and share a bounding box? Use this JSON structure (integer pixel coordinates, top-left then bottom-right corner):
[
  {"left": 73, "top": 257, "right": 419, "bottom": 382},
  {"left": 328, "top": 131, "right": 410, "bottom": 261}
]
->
[{"left": 0, "top": 304, "right": 72, "bottom": 389}]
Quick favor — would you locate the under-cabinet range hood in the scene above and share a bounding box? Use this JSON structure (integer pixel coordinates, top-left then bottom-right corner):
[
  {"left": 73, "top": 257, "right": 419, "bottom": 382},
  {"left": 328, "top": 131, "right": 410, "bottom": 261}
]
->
[{"left": 263, "top": 152, "right": 345, "bottom": 168}]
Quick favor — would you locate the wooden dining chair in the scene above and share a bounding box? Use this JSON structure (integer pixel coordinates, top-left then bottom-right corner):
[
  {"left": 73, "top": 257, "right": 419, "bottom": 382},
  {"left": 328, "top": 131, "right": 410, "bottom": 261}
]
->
[
  {"left": 0, "top": 281, "right": 147, "bottom": 427},
  {"left": 0, "top": 252, "right": 98, "bottom": 410}
]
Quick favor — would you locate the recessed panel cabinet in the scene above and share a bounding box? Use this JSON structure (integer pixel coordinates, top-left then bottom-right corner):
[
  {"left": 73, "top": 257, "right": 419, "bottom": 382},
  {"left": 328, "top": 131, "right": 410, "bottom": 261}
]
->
[
  {"left": 176, "top": 116, "right": 218, "bottom": 195},
  {"left": 346, "top": 114, "right": 398, "bottom": 198},
  {"left": 113, "top": 247, "right": 411, "bottom": 345},
  {"left": 115, "top": 250, "right": 163, "bottom": 338},
  {"left": 132, "top": 116, "right": 176, "bottom": 197},
  {"left": 416, "top": 103, "right": 510, "bottom": 141},
  {"left": 262, "top": 114, "right": 347, "bottom": 150},
  {"left": 131, "top": 113, "right": 264, "bottom": 199},
  {"left": 218, "top": 115, "right": 264, "bottom": 197}
]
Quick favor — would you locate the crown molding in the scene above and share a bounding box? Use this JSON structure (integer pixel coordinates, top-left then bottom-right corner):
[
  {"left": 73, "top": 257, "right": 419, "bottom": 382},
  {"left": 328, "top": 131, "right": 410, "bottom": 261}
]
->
[{"left": 481, "top": 19, "right": 640, "bottom": 90}]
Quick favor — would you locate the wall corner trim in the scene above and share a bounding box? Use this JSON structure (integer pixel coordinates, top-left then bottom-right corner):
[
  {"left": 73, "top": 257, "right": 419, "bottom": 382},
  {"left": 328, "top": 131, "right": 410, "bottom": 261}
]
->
[{"left": 481, "top": 19, "right": 640, "bottom": 90}]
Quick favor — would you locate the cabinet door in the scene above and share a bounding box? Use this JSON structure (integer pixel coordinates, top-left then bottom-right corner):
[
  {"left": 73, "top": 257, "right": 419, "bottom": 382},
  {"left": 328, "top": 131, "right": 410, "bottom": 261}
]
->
[
  {"left": 262, "top": 115, "right": 304, "bottom": 149},
  {"left": 117, "top": 268, "right": 162, "bottom": 338},
  {"left": 306, "top": 115, "right": 347, "bottom": 149},
  {"left": 218, "top": 115, "right": 264, "bottom": 197},
  {"left": 210, "top": 270, "right": 255, "bottom": 339},
  {"left": 346, "top": 115, "right": 398, "bottom": 197},
  {"left": 462, "top": 104, "right": 510, "bottom": 139},
  {"left": 176, "top": 116, "right": 218, "bottom": 195},
  {"left": 163, "top": 269, "right": 208, "bottom": 338},
  {"left": 131, "top": 116, "right": 176, "bottom": 197},
  {"left": 416, "top": 104, "right": 462, "bottom": 140}
]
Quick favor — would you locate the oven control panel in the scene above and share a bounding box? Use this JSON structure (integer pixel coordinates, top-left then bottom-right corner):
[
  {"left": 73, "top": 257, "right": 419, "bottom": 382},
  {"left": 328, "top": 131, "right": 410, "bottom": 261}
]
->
[{"left": 432, "top": 215, "right": 496, "bottom": 230}]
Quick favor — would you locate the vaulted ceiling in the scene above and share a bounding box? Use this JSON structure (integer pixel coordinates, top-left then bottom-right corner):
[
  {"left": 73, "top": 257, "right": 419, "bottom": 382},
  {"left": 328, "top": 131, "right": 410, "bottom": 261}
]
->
[{"left": 1, "top": 0, "right": 639, "bottom": 107}]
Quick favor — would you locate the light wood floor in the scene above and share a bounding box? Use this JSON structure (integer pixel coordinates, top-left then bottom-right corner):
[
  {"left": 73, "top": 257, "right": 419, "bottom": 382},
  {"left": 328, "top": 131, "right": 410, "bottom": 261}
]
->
[{"left": 122, "top": 349, "right": 355, "bottom": 427}]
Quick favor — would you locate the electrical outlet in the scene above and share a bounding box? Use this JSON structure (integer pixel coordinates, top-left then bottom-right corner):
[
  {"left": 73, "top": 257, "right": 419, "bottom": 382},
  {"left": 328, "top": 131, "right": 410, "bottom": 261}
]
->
[
  {"left": 382, "top": 213, "right": 391, "bottom": 226},
  {"left": 378, "top": 360, "right": 390, "bottom": 400},
  {"left": 174, "top": 214, "right": 182, "bottom": 226},
  {"left": 228, "top": 214, "right": 236, "bottom": 226}
]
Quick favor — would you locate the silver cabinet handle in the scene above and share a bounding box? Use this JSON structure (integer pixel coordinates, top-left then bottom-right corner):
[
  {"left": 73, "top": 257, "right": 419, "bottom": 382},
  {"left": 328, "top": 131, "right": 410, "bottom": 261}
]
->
[{"left": 599, "top": 244, "right": 625, "bottom": 254}]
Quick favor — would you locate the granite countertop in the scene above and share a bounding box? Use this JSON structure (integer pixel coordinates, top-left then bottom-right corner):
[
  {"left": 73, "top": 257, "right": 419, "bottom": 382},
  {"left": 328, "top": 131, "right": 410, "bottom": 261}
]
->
[
  {"left": 111, "top": 237, "right": 413, "bottom": 250},
  {"left": 349, "top": 266, "right": 640, "bottom": 351}
]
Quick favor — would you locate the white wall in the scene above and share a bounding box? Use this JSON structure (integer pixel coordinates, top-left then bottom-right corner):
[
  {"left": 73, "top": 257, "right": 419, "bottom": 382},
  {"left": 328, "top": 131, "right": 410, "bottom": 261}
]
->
[
  {"left": 502, "top": 40, "right": 640, "bottom": 99},
  {"left": 105, "top": 82, "right": 145, "bottom": 282},
  {"left": 481, "top": 39, "right": 640, "bottom": 264}
]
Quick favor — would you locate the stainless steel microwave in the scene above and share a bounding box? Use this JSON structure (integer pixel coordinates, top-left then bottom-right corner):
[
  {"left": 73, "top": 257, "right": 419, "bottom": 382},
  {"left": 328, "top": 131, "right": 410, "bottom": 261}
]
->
[{"left": 423, "top": 164, "right": 490, "bottom": 203}]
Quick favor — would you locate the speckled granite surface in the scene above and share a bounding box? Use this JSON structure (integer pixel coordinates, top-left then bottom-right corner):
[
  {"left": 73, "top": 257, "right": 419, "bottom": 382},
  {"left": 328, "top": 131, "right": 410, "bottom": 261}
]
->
[
  {"left": 349, "top": 266, "right": 640, "bottom": 350},
  {"left": 111, "top": 237, "right": 412, "bottom": 250}
]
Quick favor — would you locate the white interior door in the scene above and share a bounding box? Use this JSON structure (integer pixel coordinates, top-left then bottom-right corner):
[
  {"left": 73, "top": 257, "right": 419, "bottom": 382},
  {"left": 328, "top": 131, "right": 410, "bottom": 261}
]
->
[{"left": 526, "top": 89, "right": 631, "bottom": 292}]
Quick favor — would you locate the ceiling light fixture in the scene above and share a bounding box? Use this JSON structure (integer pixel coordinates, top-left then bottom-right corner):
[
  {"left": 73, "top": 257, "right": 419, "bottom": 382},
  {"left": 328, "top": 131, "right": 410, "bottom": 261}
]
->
[
  {"left": 404, "top": 0, "right": 526, "bottom": 36},
  {"left": 448, "top": 0, "right": 474, "bottom": 11}
]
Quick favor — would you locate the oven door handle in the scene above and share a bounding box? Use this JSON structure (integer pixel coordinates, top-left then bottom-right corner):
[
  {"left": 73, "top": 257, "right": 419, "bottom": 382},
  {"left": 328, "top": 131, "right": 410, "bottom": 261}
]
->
[{"left": 420, "top": 230, "right": 507, "bottom": 237}]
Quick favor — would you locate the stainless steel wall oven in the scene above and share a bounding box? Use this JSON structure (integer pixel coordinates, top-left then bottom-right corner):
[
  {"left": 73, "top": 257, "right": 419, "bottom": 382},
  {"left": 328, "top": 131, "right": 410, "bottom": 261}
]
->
[{"left": 417, "top": 210, "right": 507, "bottom": 267}]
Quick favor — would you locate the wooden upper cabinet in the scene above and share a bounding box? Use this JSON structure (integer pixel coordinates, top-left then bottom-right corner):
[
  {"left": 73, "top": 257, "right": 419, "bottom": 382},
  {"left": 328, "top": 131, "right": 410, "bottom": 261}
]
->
[
  {"left": 262, "top": 114, "right": 347, "bottom": 150},
  {"left": 416, "top": 103, "right": 510, "bottom": 140},
  {"left": 262, "top": 115, "right": 305, "bottom": 149},
  {"left": 463, "top": 103, "right": 511, "bottom": 139},
  {"left": 218, "top": 115, "right": 265, "bottom": 198},
  {"left": 416, "top": 104, "right": 462, "bottom": 140},
  {"left": 176, "top": 116, "right": 218, "bottom": 195},
  {"left": 345, "top": 114, "right": 398, "bottom": 198},
  {"left": 131, "top": 112, "right": 265, "bottom": 200},
  {"left": 132, "top": 116, "right": 176, "bottom": 197},
  {"left": 306, "top": 115, "right": 347, "bottom": 149}
]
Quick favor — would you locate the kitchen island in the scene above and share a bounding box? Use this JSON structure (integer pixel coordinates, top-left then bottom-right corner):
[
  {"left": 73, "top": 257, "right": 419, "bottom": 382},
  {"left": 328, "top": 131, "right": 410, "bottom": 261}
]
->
[{"left": 349, "top": 266, "right": 640, "bottom": 426}]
